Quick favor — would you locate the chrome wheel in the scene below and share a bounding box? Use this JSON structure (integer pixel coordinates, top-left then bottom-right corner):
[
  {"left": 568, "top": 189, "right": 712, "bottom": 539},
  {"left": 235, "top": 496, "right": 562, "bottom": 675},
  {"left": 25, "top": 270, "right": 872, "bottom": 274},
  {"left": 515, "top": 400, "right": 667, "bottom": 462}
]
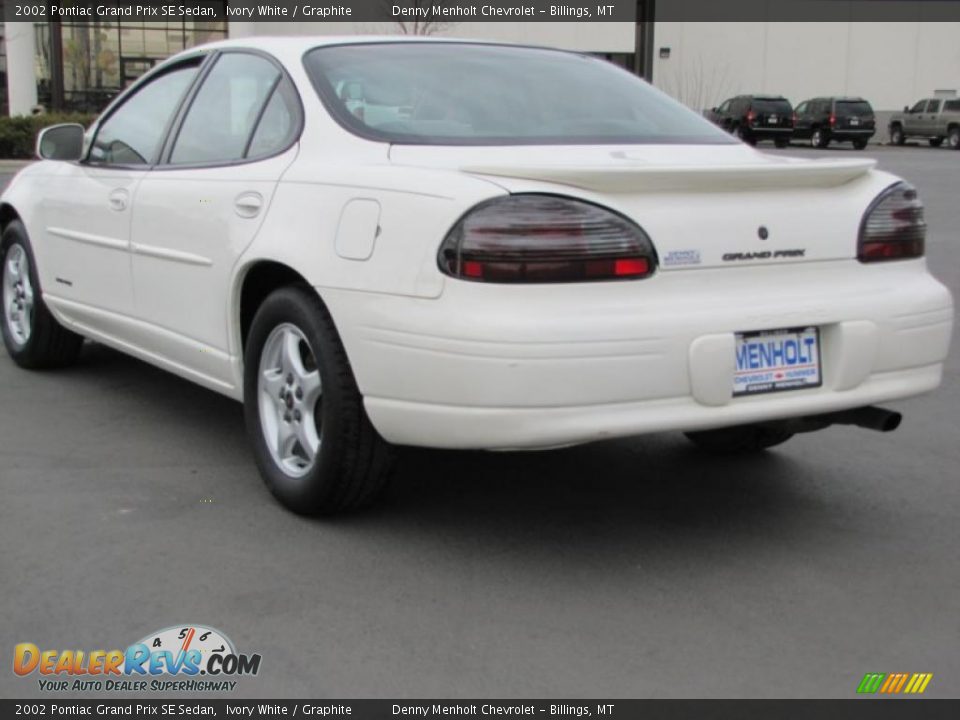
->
[
  {"left": 257, "top": 323, "right": 322, "bottom": 477},
  {"left": 3, "top": 243, "right": 34, "bottom": 347}
]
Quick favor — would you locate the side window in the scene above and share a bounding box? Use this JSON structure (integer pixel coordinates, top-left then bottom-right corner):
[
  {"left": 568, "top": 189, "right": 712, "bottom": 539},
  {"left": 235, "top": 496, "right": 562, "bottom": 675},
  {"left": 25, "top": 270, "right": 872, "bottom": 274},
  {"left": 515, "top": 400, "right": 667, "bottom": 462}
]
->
[
  {"left": 909, "top": 100, "right": 926, "bottom": 114},
  {"left": 926, "top": 100, "right": 941, "bottom": 113},
  {"left": 89, "top": 63, "right": 199, "bottom": 165},
  {"left": 795, "top": 102, "right": 807, "bottom": 114},
  {"left": 246, "top": 78, "right": 299, "bottom": 159},
  {"left": 717, "top": 100, "right": 731, "bottom": 113},
  {"left": 945, "top": 100, "right": 960, "bottom": 112},
  {"left": 169, "top": 53, "right": 285, "bottom": 165}
]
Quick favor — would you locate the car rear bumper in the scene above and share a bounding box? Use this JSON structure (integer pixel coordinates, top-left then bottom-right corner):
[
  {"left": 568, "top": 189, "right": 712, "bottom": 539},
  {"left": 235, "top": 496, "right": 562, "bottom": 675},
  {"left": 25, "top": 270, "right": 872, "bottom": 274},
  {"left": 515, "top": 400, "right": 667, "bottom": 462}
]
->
[{"left": 320, "top": 260, "right": 953, "bottom": 450}]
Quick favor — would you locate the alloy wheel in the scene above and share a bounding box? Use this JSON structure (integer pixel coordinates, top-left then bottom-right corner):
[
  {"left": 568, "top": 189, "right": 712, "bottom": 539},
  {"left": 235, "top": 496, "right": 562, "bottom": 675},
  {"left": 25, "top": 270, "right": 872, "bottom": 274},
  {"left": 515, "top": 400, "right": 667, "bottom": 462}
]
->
[
  {"left": 2, "top": 244, "right": 34, "bottom": 347},
  {"left": 257, "top": 323, "right": 323, "bottom": 477}
]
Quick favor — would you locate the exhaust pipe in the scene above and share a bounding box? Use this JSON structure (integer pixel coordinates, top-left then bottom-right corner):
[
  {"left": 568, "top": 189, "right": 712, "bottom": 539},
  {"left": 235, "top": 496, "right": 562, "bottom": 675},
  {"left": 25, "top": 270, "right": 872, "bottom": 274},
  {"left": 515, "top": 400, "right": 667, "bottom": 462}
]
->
[{"left": 791, "top": 406, "right": 902, "bottom": 434}]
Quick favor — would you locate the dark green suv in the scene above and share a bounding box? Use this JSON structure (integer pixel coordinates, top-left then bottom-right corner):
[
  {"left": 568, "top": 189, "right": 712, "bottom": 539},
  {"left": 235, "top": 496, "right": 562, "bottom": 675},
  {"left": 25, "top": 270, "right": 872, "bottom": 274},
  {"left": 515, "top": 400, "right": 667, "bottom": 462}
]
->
[{"left": 793, "top": 97, "right": 876, "bottom": 149}]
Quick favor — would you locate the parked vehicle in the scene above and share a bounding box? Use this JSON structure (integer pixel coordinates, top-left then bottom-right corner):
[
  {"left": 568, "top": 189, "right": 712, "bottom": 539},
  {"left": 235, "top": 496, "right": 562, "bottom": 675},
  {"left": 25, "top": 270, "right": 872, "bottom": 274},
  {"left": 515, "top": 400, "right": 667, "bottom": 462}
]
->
[
  {"left": 1, "top": 38, "right": 954, "bottom": 515},
  {"left": 889, "top": 97, "right": 960, "bottom": 149},
  {"left": 707, "top": 95, "right": 794, "bottom": 147},
  {"left": 793, "top": 97, "right": 876, "bottom": 149}
]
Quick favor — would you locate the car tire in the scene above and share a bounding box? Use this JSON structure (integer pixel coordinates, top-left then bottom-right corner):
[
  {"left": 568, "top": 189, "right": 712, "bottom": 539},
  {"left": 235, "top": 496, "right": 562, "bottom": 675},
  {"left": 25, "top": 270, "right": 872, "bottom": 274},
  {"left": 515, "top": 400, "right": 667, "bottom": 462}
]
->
[
  {"left": 684, "top": 424, "right": 795, "bottom": 454},
  {"left": 1, "top": 220, "right": 84, "bottom": 369},
  {"left": 774, "top": 137, "right": 789, "bottom": 148},
  {"left": 736, "top": 126, "right": 756, "bottom": 146},
  {"left": 928, "top": 137, "right": 944, "bottom": 148},
  {"left": 853, "top": 139, "right": 868, "bottom": 150},
  {"left": 811, "top": 129, "right": 829, "bottom": 148},
  {"left": 948, "top": 127, "right": 960, "bottom": 150},
  {"left": 890, "top": 125, "right": 905, "bottom": 146},
  {"left": 243, "top": 285, "right": 395, "bottom": 515}
]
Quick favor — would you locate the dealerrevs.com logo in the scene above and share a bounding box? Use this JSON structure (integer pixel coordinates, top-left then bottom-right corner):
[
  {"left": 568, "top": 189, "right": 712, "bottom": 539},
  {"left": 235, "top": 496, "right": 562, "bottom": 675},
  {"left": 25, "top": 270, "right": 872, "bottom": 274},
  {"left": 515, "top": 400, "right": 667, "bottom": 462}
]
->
[{"left": 13, "top": 625, "right": 261, "bottom": 692}]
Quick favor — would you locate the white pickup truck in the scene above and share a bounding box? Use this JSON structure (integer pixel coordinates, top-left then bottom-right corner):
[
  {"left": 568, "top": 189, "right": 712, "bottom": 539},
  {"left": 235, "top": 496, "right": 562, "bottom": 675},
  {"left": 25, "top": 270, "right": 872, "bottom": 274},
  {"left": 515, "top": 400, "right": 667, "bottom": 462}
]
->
[{"left": 889, "top": 97, "right": 960, "bottom": 149}]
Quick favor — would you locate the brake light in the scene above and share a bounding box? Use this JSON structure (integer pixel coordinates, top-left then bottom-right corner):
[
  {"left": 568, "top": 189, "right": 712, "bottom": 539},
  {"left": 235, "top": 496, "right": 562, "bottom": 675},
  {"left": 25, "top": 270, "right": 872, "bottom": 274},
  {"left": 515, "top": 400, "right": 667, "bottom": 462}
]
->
[
  {"left": 858, "top": 182, "right": 926, "bottom": 262},
  {"left": 829, "top": 113, "right": 837, "bottom": 127},
  {"left": 746, "top": 110, "right": 756, "bottom": 124},
  {"left": 792, "top": 112, "right": 797, "bottom": 125},
  {"left": 438, "top": 195, "right": 657, "bottom": 283}
]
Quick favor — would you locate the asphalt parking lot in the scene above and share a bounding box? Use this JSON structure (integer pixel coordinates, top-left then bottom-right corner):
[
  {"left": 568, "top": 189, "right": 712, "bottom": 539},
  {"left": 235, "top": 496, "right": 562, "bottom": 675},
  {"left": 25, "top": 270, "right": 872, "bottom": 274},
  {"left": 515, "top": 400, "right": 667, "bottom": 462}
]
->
[{"left": 1, "top": 144, "right": 958, "bottom": 700}]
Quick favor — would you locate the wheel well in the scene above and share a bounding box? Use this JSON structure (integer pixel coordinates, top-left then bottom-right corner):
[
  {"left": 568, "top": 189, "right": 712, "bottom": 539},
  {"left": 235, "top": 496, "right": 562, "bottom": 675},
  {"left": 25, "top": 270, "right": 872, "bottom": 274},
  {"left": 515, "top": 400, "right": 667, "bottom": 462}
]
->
[
  {"left": 238, "top": 261, "right": 310, "bottom": 350},
  {"left": 0, "top": 203, "right": 21, "bottom": 233},
  {"left": 948, "top": 123, "right": 959, "bottom": 132}
]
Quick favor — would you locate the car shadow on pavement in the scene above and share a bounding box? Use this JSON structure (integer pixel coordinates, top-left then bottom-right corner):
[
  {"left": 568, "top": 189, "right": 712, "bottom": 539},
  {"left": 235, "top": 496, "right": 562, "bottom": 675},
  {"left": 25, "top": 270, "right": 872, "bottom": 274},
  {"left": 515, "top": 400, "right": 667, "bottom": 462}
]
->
[{"left": 13, "top": 342, "right": 822, "bottom": 558}]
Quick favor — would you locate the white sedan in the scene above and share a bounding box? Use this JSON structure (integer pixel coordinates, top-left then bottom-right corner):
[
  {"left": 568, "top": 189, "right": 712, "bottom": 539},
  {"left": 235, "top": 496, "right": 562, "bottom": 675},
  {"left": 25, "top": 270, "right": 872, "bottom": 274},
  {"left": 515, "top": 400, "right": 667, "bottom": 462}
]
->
[{"left": 1, "top": 37, "right": 953, "bottom": 515}]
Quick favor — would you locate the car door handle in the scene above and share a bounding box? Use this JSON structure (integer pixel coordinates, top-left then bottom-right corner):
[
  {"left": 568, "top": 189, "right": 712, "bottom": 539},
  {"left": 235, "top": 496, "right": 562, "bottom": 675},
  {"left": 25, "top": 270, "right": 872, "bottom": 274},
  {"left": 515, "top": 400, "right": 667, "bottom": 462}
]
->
[
  {"left": 108, "top": 188, "right": 129, "bottom": 212},
  {"left": 234, "top": 192, "right": 263, "bottom": 218}
]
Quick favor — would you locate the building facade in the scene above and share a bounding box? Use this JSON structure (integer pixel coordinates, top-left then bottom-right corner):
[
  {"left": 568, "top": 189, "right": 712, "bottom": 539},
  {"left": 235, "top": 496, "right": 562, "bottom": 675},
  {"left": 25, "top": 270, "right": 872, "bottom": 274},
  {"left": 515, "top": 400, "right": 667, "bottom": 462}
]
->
[{"left": 2, "top": 11, "right": 958, "bottom": 118}]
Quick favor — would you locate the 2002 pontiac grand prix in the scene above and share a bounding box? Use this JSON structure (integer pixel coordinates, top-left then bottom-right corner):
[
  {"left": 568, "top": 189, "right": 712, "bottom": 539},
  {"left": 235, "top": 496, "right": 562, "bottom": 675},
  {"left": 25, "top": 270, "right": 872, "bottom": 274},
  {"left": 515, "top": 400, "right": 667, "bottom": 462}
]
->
[{"left": 1, "top": 38, "right": 953, "bottom": 514}]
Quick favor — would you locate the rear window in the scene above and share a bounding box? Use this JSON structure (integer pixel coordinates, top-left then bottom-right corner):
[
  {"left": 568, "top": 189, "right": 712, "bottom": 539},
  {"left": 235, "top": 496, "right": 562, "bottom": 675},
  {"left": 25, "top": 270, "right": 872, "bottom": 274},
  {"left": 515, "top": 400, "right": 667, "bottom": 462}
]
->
[
  {"left": 751, "top": 99, "right": 792, "bottom": 114},
  {"left": 303, "top": 43, "right": 735, "bottom": 146},
  {"left": 835, "top": 101, "right": 873, "bottom": 116}
]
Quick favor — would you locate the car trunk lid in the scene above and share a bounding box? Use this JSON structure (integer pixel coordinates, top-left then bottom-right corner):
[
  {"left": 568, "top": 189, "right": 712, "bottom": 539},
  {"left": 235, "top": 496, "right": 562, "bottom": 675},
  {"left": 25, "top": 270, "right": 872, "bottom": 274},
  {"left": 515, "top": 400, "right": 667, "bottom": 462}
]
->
[{"left": 389, "top": 144, "right": 887, "bottom": 271}]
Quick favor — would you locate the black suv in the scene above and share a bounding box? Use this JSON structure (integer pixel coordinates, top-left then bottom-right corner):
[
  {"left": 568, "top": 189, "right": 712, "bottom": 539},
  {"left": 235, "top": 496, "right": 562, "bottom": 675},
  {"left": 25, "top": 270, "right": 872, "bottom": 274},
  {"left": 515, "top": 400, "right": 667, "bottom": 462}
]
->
[
  {"left": 707, "top": 95, "right": 794, "bottom": 147},
  {"left": 793, "top": 97, "right": 876, "bottom": 149}
]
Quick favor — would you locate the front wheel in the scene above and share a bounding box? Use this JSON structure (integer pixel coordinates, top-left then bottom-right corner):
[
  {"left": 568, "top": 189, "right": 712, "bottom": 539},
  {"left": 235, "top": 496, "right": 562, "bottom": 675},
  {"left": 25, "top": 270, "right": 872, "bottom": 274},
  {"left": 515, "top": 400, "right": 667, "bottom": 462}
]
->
[
  {"left": 684, "top": 424, "right": 794, "bottom": 454},
  {"left": 949, "top": 127, "right": 960, "bottom": 150},
  {"left": 243, "top": 286, "right": 394, "bottom": 515},
  {"left": 890, "top": 125, "right": 905, "bottom": 146},
  {"left": 1, "top": 220, "right": 83, "bottom": 368},
  {"left": 811, "top": 129, "right": 829, "bottom": 148}
]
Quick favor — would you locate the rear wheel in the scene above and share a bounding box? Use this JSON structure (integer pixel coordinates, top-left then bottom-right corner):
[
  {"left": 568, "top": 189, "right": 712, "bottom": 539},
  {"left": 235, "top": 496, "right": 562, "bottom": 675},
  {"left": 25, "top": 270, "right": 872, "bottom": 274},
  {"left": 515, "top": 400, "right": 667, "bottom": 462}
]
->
[
  {"left": 890, "top": 125, "right": 905, "bottom": 146},
  {"left": 736, "top": 126, "right": 756, "bottom": 146},
  {"left": 243, "top": 286, "right": 394, "bottom": 515},
  {"left": 811, "top": 128, "right": 829, "bottom": 148},
  {"left": 1, "top": 220, "right": 83, "bottom": 368},
  {"left": 684, "top": 424, "right": 794, "bottom": 454},
  {"left": 853, "top": 139, "right": 868, "bottom": 150},
  {"left": 928, "top": 137, "right": 944, "bottom": 148},
  {"left": 948, "top": 127, "right": 960, "bottom": 150}
]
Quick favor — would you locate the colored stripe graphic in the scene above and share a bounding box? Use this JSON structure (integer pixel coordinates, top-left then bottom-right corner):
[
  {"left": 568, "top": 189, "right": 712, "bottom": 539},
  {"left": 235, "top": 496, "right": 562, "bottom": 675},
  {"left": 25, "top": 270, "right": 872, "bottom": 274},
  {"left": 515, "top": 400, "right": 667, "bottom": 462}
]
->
[{"left": 857, "top": 672, "right": 932, "bottom": 694}]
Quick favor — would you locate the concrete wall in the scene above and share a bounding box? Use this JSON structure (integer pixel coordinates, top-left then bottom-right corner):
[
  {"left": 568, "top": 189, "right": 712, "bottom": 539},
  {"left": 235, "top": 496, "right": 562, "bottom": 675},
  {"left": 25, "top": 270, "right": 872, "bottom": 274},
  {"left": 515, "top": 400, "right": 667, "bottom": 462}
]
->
[
  {"left": 652, "top": 22, "right": 960, "bottom": 113},
  {"left": 233, "top": 21, "right": 636, "bottom": 53}
]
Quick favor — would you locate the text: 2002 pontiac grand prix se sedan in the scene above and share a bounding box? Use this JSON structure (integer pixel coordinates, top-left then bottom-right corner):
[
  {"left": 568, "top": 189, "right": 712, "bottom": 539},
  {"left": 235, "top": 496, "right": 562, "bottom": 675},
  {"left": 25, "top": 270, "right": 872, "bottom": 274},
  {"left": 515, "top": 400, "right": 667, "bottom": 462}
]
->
[{"left": 1, "top": 38, "right": 953, "bottom": 514}]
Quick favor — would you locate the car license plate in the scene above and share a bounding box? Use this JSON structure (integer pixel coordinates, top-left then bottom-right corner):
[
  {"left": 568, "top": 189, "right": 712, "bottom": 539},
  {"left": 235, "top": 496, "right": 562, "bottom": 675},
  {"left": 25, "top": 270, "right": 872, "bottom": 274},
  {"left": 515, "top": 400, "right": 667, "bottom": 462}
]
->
[
  {"left": 734, "top": 327, "right": 822, "bottom": 396},
  {"left": 850, "top": 117, "right": 860, "bottom": 126},
  {"left": 768, "top": 115, "right": 778, "bottom": 125}
]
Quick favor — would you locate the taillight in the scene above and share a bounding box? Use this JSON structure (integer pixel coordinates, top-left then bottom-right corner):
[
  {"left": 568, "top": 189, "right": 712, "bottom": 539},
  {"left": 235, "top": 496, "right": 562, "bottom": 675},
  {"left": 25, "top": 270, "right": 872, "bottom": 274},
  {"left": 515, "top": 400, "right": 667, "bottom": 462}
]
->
[
  {"left": 791, "top": 112, "right": 797, "bottom": 125},
  {"left": 858, "top": 182, "right": 926, "bottom": 262},
  {"left": 829, "top": 113, "right": 837, "bottom": 127},
  {"left": 746, "top": 110, "right": 756, "bottom": 124},
  {"left": 438, "top": 195, "right": 657, "bottom": 283}
]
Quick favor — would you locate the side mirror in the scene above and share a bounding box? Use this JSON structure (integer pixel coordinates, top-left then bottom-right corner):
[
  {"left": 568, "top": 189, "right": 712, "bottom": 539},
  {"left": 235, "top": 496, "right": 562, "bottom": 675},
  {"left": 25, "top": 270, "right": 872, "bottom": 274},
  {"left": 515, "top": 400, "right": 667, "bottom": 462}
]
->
[
  {"left": 711, "top": 107, "right": 718, "bottom": 113},
  {"left": 36, "top": 123, "right": 85, "bottom": 161}
]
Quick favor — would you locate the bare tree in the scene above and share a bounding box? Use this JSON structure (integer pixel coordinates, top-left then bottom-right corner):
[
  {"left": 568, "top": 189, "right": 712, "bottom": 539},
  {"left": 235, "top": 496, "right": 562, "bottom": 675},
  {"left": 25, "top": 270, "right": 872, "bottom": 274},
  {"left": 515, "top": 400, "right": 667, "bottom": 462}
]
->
[
  {"left": 386, "top": 0, "right": 457, "bottom": 36},
  {"left": 660, "top": 55, "right": 734, "bottom": 116}
]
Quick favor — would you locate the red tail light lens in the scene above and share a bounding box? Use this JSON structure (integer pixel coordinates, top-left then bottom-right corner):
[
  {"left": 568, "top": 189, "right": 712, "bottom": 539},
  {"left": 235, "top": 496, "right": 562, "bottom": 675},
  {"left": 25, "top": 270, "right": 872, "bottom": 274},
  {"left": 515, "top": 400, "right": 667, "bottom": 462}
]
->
[
  {"left": 439, "top": 195, "right": 657, "bottom": 283},
  {"left": 858, "top": 182, "right": 926, "bottom": 262},
  {"left": 746, "top": 110, "right": 756, "bottom": 124},
  {"left": 829, "top": 113, "right": 837, "bottom": 126}
]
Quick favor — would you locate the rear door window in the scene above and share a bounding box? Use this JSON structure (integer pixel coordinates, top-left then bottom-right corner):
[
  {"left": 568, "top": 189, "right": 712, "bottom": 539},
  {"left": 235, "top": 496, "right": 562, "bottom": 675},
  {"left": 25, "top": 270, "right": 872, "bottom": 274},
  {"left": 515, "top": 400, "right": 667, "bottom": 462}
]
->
[
  {"left": 835, "top": 101, "right": 872, "bottom": 117},
  {"left": 752, "top": 99, "right": 791, "bottom": 114},
  {"left": 945, "top": 99, "right": 960, "bottom": 112},
  {"left": 925, "top": 100, "right": 942, "bottom": 113},
  {"left": 169, "top": 53, "right": 283, "bottom": 165}
]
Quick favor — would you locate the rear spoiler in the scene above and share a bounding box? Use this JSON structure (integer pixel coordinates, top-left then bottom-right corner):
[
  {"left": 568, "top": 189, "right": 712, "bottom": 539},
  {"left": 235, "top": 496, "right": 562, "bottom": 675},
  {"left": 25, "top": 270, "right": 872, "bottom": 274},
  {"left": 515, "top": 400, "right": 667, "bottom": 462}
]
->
[{"left": 460, "top": 158, "right": 877, "bottom": 193}]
